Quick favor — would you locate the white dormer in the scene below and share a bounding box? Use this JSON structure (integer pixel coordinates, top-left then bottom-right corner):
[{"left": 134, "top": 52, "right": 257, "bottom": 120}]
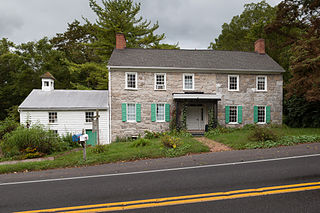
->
[{"left": 40, "top": 72, "right": 55, "bottom": 92}]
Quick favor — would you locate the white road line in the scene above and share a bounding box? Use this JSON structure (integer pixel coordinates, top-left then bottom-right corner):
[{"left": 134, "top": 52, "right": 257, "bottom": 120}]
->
[{"left": 1, "top": 153, "right": 320, "bottom": 186}]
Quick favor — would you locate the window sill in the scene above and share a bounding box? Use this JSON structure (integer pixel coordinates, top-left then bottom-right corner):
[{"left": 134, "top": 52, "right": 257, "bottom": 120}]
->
[
  {"left": 183, "top": 89, "right": 194, "bottom": 91},
  {"left": 156, "top": 120, "right": 166, "bottom": 123},
  {"left": 257, "top": 122, "right": 266, "bottom": 124},
  {"left": 48, "top": 123, "right": 58, "bottom": 125},
  {"left": 228, "top": 122, "right": 239, "bottom": 125},
  {"left": 228, "top": 89, "right": 239, "bottom": 92},
  {"left": 256, "top": 90, "right": 267, "bottom": 92},
  {"left": 126, "top": 120, "right": 137, "bottom": 123},
  {"left": 154, "top": 89, "right": 166, "bottom": 91},
  {"left": 125, "top": 88, "right": 138, "bottom": 90}
]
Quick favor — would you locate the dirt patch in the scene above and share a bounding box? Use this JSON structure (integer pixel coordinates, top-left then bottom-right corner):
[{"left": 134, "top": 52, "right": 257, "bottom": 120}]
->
[{"left": 195, "top": 137, "right": 233, "bottom": 152}]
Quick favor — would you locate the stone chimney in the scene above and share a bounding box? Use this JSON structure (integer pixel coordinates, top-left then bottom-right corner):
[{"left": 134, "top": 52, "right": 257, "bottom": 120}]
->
[
  {"left": 116, "top": 33, "right": 126, "bottom": 49},
  {"left": 40, "top": 72, "right": 55, "bottom": 92},
  {"left": 255, "top": 39, "right": 265, "bottom": 54}
]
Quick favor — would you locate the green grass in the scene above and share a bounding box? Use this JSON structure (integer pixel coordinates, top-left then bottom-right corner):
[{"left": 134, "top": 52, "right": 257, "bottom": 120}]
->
[
  {"left": 0, "top": 136, "right": 209, "bottom": 174},
  {"left": 206, "top": 128, "right": 320, "bottom": 150}
]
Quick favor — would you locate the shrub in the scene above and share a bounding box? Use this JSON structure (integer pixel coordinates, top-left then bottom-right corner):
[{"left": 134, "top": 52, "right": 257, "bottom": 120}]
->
[
  {"left": 0, "top": 117, "right": 19, "bottom": 140},
  {"left": 248, "top": 126, "right": 278, "bottom": 142},
  {"left": 0, "top": 125, "right": 67, "bottom": 158},
  {"left": 92, "top": 144, "right": 109, "bottom": 153},
  {"left": 62, "top": 133, "right": 80, "bottom": 148},
  {"left": 131, "top": 138, "right": 151, "bottom": 147},
  {"left": 168, "top": 129, "right": 192, "bottom": 137},
  {"left": 115, "top": 136, "right": 134, "bottom": 142},
  {"left": 161, "top": 135, "right": 181, "bottom": 149}
]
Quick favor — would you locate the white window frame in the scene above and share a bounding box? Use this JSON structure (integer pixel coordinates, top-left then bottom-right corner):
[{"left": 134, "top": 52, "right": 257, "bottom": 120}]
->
[
  {"left": 48, "top": 112, "right": 57, "bottom": 124},
  {"left": 229, "top": 105, "right": 238, "bottom": 124},
  {"left": 154, "top": 73, "right": 166, "bottom": 90},
  {"left": 228, "top": 75, "right": 239, "bottom": 91},
  {"left": 257, "top": 106, "right": 266, "bottom": 124},
  {"left": 85, "top": 111, "right": 94, "bottom": 123},
  {"left": 125, "top": 72, "right": 137, "bottom": 90},
  {"left": 183, "top": 73, "right": 194, "bottom": 90},
  {"left": 156, "top": 103, "right": 165, "bottom": 122},
  {"left": 256, "top": 76, "right": 267, "bottom": 91},
  {"left": 127, "top": 103, "right": 136, "bottom": 122}
]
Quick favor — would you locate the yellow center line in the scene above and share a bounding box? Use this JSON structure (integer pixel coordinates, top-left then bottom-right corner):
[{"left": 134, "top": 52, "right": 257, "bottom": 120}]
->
[{"left": 15, "top": 181, "right": 320, "bottom": 213}]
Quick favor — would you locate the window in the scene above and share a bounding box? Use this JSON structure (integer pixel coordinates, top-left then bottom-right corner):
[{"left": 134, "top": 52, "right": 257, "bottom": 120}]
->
[
  {"left": 155, "top": 73, "right": 166, "bottom": 90},
  {"left": 44, "top": 81, "right": 49, "bottom": 86},
  {"left": 228, "top": 75, "right": 239, "bottom": 91},
  {"left": 49, "top": 112, "right": 57, "bottom": 123},
  {"left": 256, "top": 76, "right": 267, "bottom": 91},
  {"left": 85, "top": 112, "right": 94, "bottom": 122},
  {"left": 258, "top": 106, "right": 266, "bottom": 123},
  {"left": 127, "top": 103, "right": 136, "bottom": 121},
  {"left": 156, "top": 104, "right": 165, "bottom": 121},
  {"left": 183, "top": 74, "right": 194, "bottom": 90},
  {"left": 125, "top": 72, "right": 137, "bottom": 89},
  {"left": 229, "top": 106, "right": 238, "bottom": 123}
]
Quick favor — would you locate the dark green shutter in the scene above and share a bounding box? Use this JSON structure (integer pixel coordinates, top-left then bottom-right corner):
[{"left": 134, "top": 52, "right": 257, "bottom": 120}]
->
[
  {"left": 136, "top": 104, "right": 141, "bottom": 122},
  {"left": 151, "top": 104, "right": 156, "bottom": 122},
  {"left": 165, "top": 104, "right": 170, "bottom": 122},
  {"left": 266, "top": 106, "right": 271, "bottom": 123},
  {"left": 225, "top": 106, "right": 230, "bottom": 124},
  {"left": 254, "top": 106, "right": 258, "bottom": 123},
  {"left": 238, "top": 106, "right": 243, "bottom": 124},
  {"left": 121, "top": 103, "right": 127, "bottom": 122}
]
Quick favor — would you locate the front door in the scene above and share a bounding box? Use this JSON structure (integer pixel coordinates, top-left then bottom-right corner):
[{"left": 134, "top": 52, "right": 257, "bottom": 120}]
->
[
  {"left": 86, "top": 129, "right": 97, "bottom": 146},
  {"left": 186, "top": 107, "right": 205, "bottom": 130}
]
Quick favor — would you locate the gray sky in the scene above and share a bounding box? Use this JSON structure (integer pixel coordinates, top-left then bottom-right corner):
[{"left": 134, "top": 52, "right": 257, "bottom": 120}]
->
[{"left": 0, "top": 0, "right": 282, "bottom": 49}]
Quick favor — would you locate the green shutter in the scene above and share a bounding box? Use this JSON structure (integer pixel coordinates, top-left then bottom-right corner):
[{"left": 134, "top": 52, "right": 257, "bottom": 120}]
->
[
  {"left": 266, "top": 106, "right": 271, "bottom": 124},
  {"left": 121, "top": 103, "right": 127, "bottom": 122},
  {"left": 136, "top": 104, "right": 141, "bottom": 122},
  {"left": 165, "top": 104, "right": 170, "bottom": 122},
  {"left": 254, "top": 106, "right": 258, "bottom": 123},
  {"left": 238, "top": 106, "right": 243, "bottom": 124},
  {"left": 225, "top": 106, "right": 230, "bottom": 124},
  {"left": 151, "top": 104, "right": 156, "bottom": 122}
]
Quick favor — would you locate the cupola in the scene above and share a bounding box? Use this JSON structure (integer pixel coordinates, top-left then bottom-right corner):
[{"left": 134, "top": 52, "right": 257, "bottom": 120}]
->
[{"left": 40, "top": 72, "right": 55, "bottom": 91}]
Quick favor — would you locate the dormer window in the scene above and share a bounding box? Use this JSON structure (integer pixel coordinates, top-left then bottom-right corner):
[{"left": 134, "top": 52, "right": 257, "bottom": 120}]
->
[{"left": 44, "top": 81, "right": 49, "bottom": 87}]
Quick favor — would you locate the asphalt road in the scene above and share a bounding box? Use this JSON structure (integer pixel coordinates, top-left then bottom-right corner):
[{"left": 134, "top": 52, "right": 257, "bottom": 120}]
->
[{"left": 1, "top": 143, "right": 320, "bottom": 213}]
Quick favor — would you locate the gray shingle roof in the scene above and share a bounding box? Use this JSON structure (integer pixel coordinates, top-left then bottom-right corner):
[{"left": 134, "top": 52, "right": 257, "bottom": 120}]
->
[
  {"left": 108, "top": 48, "right": 284, "bottom": 72},
  {"left": 19, "top": 90, "right": 108, "bottom": 110}
]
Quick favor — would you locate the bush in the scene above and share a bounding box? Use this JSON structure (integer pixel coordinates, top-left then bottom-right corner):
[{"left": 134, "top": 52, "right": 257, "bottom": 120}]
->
[
  {"left": 168, "top": 129, "right": 192, "bottom": 137},
  {"left": 144, "top": 130, "right": 164, "bottom": 139},
  {"left": 161, "top": 135, "right": 181, "bottom": 149},
  {"left": 248, "top": 126, "right": 278, "bottom": 142},
  {"left": 115, "top": 136, "right": 134, "bottom": 142},
  {"left": 204, "top": 127, "right": 238, "bottom": 137},
  {"left": 0, "top": 125, "right": 68, "bottom": 158},
  {"left": 92, "top": 144, "right": 109, "bottom": 153},
  {"left": 0, "top": 117, "right": 19, "bottom": 140},
  {"left": 131, "top": 138, "right": 151, "bottom": 147},
  {"left": 62, "top": 133, "right": 80, "bottom": 148}
]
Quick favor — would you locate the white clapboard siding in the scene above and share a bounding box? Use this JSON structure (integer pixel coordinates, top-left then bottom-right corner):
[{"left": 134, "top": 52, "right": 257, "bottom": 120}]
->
[{"left": 20, "top": 110, "right": 109, "bottom": 144}]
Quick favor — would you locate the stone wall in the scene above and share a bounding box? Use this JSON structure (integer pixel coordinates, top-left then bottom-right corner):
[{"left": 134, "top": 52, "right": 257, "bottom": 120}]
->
[
  {"left": 110, "top": 70, "right": 283, "bottom": 141},
  {"left": 216, "top": 74, "right": 283, "bottom": 127},
  {"left": 110, "top": 70, "right": 216, "bottom": 141}
]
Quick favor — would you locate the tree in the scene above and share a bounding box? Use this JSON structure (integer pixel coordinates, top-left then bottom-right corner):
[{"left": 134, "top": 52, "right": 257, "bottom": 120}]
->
[{"left": 87, "top": 0, "right": 168, "bottom": 61}]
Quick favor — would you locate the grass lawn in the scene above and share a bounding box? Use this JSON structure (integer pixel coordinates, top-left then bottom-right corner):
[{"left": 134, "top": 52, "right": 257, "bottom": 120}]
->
[
  {"left": 206, "top": 127, "right": 320, "bottom": 150},
  {"left": 0, "top": 136, "right": 209, "bottom": 174}
]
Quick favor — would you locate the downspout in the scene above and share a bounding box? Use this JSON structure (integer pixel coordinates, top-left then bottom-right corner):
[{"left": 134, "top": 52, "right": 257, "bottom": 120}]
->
[{"left": 108, "top": 66, "right": 112, "bottom": 144}]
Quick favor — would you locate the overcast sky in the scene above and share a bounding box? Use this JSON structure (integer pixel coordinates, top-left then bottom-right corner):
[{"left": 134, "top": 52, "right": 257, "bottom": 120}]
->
[{"left": 0, "top": 0, "right": 282, "bottom": 49}]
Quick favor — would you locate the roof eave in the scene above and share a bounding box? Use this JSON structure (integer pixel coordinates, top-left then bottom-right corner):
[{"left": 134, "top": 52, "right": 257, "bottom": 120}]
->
[
  {"left": 18, "top": 107, "right": 109, "bottom": 111},
  {"left": 107, "top": 65, "right": 285, "bottom": 74}
]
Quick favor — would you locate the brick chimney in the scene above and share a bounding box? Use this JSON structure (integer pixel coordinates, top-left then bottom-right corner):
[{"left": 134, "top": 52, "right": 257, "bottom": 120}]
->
[
  {"left": 116, "top": 33, "right": 126, "bottom": 49},
  {"left": 254, "top": 39, "right": 265, "bottom": 54}
]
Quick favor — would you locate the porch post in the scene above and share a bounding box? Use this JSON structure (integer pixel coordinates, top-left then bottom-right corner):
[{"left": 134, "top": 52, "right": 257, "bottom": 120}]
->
[{"left": 176, "top": 101, "right": 180, "bottom": 130}]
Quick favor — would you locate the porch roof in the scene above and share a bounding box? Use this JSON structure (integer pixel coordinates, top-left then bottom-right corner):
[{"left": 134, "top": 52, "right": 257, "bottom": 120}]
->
[{"left": 173, "top": 93, "right": 222, "bottom": 100}]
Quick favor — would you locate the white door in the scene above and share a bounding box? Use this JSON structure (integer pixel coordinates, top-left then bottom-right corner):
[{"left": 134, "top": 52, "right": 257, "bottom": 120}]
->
[{"left": 186, "top": 107, "right": 205, "bottom": 130}]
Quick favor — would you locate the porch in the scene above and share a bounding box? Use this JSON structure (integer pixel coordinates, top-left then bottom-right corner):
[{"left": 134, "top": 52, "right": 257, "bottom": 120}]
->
[{"left": 173, "top": 93, "right": 221, "bottom": 133}]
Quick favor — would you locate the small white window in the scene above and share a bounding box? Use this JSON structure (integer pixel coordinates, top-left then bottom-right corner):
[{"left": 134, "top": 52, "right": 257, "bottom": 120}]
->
[
  {"left": 228, "top": 75, "right": 239, "bottom": 91},
  {"left": 258, "top": 106, "right": 266, "bottom": 123},
  {"left": 125, "top": 72, "right": 137, "bottom": 89},
  {"left": 85, "top": 112, "right": 94, "bottom": 122},
  {"left": 49, "top": 112, "right": 57, "bottom": 123},
  {"left": 44, "top": 81, "right": 49, "bottom": 86},
  {"left": 256, "top": 76, "right": 267, "bottom": 91},
  {"left": 156, "top": 104, "right": 165, "bottom": 121},
  {"left": 229, "top": 106, "right": 238, "bottom": 123},
  {"left": 155, "top": 73, "right": 166, "bottom": 90},
  {"left": 183, "top": 73, "right": 194, "bottom": 90},
  {"left": 127, "top": 103, "right": 136, "bottom": 121}
]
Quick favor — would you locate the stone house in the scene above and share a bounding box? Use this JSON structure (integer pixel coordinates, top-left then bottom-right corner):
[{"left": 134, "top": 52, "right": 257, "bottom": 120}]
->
[
  {"left": 107, "top": 34, "right": 284, "bottom": 141},
  {"left": 19, "top": 72, "right": 110, "bottom": 145}
]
